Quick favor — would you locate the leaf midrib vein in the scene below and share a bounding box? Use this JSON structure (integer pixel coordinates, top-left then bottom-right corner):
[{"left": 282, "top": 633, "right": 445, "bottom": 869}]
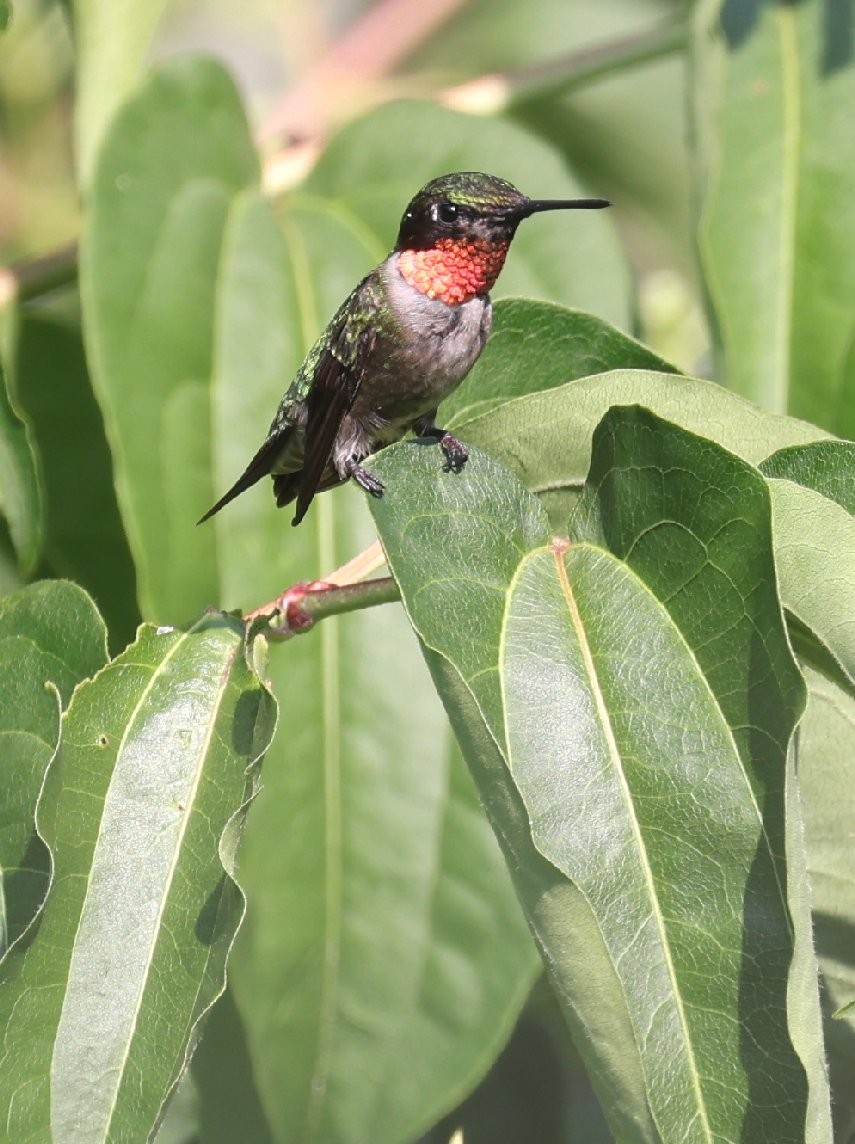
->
[
  {"left": 54, "top": 621, "right": 231, "bottom": 1135},
  {"left": 550, "top": 546, "right": 714, "bottom": 1141}
]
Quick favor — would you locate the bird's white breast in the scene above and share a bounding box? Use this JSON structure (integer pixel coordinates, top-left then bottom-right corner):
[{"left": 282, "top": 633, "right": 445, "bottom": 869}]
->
[{"left": 380, "top": 256, "right": 492, "bottom": 398}]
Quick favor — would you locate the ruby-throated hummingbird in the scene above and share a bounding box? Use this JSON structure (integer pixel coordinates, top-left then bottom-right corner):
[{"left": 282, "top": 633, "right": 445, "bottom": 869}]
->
[{"left": 199, "top": 172, "right": 609, "bottom": 527}]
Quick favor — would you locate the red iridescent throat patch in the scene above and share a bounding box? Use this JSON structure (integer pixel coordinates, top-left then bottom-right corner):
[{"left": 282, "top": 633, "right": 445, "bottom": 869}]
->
[{"left": 397, "top": 237, "right": 510, "bottom": 304}]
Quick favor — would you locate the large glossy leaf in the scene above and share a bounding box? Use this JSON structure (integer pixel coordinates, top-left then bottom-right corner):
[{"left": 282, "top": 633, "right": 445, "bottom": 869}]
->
[
  {"left": 420, "top": 644, "right": 659, "bottom": 1140},
  {"left": 762, "top": 440, "right": 855, "bottom": 515},
  {"left": 0, "top": 351, "right": 41, "bottom": 574},
  {"left": 764, "top": 479, "right": 855, "bottom": 692},
  {"left": 0, "top": 580, "right": 107, "bottom": 955},
  {"left": 450, "top": 312, "right": 852, "bottom": 712},
  {"left": 442, "top": 298, "right": 675, "bottom": 425},
  {"left": 758, "top": 443, "right": 855, "bottom": 694},
  {"left": 69, "top": 0, "right": 172, "bottom": 187},
  {"left": 571, "top": 407, "right": 830, "bottom": 1140},
  {"left": 14, "top": 302, "right": 139, "bottom": 649},
  {"left": 759, "top": 436, "right": 855, "bottom": 689},
  {"left": 0, "top": 613, "right": 275, "bottom": 1142},
  {"left": 454, "top": 359, "right": 828, "bottom": 529},
  {"left": 693, "top": 0, "right": 855, "bottom": 433},
  {"left": 367, "top": 410, "right": 830, "bottom": 1141}
]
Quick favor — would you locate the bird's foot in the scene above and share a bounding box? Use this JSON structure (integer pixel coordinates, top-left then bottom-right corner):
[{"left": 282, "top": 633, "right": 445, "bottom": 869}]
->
[
  {"left": 350, "top": 464, "right": 385, "bottom": 498},
  {"left": 438, "top": 432, "right": 468, "bottom": 473},
  {"left": 413, "top": 418, "right": 469, "bottom": 474}
]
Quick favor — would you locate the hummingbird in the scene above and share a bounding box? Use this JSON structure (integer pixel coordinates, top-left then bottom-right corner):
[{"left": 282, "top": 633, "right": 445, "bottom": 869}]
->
[{"left": 199, "top": 172, "right": 609, "bottom": 527}]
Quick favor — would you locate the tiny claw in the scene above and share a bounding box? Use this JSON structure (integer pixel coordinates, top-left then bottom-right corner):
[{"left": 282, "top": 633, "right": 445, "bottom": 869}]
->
[
  {"left": 440, "top": 432, "right": 468, "bottom": 474},
  {"left": 351, "top": 464, "right": 385, "bottom": 498}
]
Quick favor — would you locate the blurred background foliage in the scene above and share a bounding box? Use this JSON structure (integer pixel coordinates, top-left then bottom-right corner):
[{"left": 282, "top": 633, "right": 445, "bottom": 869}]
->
[
  {"left": 3, "top": 1, "right": 853, "bottom": 1141},
  {"left": 0, "top": 0, "right": 703, "bottom": 369}
]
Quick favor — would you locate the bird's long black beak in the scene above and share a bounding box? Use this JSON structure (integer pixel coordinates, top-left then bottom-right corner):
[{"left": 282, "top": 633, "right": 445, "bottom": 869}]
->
[{"left": 520, "top": 197, "right": 611, "bottom": 218}]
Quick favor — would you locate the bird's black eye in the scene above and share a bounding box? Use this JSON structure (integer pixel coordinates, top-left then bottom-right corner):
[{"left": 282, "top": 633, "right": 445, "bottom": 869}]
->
[{"left": 431, "top": 202, "right": 458, "bottom": 225}]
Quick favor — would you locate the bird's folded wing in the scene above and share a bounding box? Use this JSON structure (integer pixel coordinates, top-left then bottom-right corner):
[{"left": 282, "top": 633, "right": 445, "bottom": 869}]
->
[{"left": 293, "top": 307, "right": 377, "bottom": 524}]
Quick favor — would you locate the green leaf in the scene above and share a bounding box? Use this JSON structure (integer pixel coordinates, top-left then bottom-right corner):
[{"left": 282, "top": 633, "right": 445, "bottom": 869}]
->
[
  {"left": 441, "top": 305, "right": 852, "bottom": 711},
  {"left": 572, "top": 407, "right": 829, "bottom": 1140},
  {"left": 367, "top": 411, "right": 830, "bottom": 1141},
  {"left": 81, "top": 56, "right": 260, "bottom": 623},
  {"left": 785, "top": 738, "right": 835, "bottom": 1144},
  {"left": 693, "top": 0, "right": 855, "bottom": 432},
  {"left": 453, "top": 358, "right": 829, "bottom": 529},
  {"left": 0, "top": 0, "right": 10, "bottom": 33},
  {"left": 69, "top": 0, "right": 173, "bottom": 188},
  {"left": 798, "top": 668, "right": 855, "bottom": 1141},
  {"left": 14, "top": 302, "right": 140, "bottom": 650},
  {"left": 765, "top": 479, "right": 855, "bottom": 690},
  {"left": 758, "top": 442, "right": 855, "bottom": 693},
  {"left": 0, "top": 581, "right": 107, "bottom": 955},
  {"left": 572, "top": 407, "right": 805, "bottom": 758},
  {"left": 0, "top": 614, "right": 275, "bottom": 1142},
  {"left": 230, "top": 611, "right": 539, "bottom": 1144},
  {"left": 418, "top": 648, "right": 657, "bottom": 1142},
  {"left": 0, "top": 351, "right": 42, "bottom": 574},
  {"left": 761, "top": 440, "right": 855, "bottom": 515},
  {"left": 442, "top": 298, "right": 676, "bottom": 425}
]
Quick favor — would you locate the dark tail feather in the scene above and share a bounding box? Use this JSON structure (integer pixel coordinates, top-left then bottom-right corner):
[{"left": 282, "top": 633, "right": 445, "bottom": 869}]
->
[
  {"left": 275, "top": 471, "right": 349, "bottom": 526},
  {"left": 273, "top": 472, "right": 300, "bottom": 509},
  {"left": 197, "top": 435, "right": 284, "bottom": 524},
  {"left": 273, "top": 472, "right": 313, "bottom": 527}
]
